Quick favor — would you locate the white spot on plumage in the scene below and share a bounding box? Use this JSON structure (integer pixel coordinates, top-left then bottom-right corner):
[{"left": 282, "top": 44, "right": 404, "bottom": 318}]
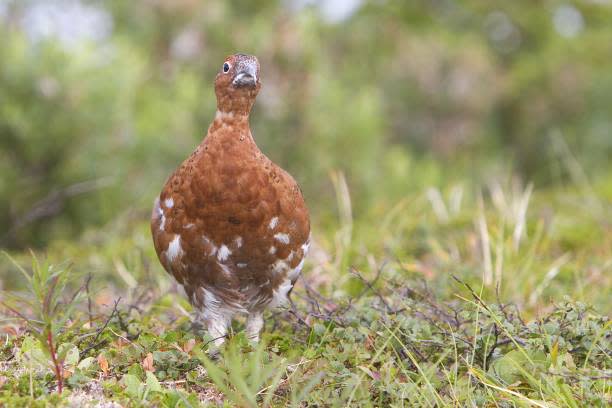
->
[
  {"left": 203, "top": 236, "right": 218, "bottom": 256},
  {"left": 217, "top": 262, "right": 233, "bottom": 277},
  {"left": 288, "top": 258, "right": 305, "bottom": 281},
  {"left": 202, "top": 288, "right": 219, "bottom": 307},
  {"left": 274, "top": 233, "right": 290, "bottom": 244},
  {"left": 285, "top": 251, "right": 294, "bottom": 262},
  {"left": 166, "top": 234, "right": 183, "bottom": 262},
  {"left": 269, "top": 246, "right": 277, "bottom": 255},
  {"left": 234, "top": 236, "right": 243, "bottom": 248},
  {"left": 215, "top": 110, "right": 234, "bottom": 120},
  {"left": 270, "top": 278, "right": 293, "bottom": 307},
  {"left": 154, "top": 197, "right": 166, "bottom": 231},
  {"left": 217, "top": 245, "right": 231, "bottom": 262},
  {"left": 164, "top": 198, "right": 174, "bottom": 208},
  {"left": 154, "top": 197, "right": 162, "bottom": 216},
  {"left": 237, "top": 263, "right": 247, "bottom": 268},
  {"left": 301, "top": 239, "right": 311, "bottom": 255},
  {"left": 269, "top": 217, "right": 279, "bottom": 230},
  {"left": 271, "top": 259, "right": 289, "bottom": 275},
  {"left": 184, "top": 223, "right": 195, "bottom": 229}
]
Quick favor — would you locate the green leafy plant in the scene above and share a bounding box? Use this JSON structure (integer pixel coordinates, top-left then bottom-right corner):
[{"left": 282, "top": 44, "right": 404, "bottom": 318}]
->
[
  {"left": 198, "top": 339, "right": 289, "bottom": 408},
  {"left": 1, "top": 252, "right": 83, "bottom": 394}
]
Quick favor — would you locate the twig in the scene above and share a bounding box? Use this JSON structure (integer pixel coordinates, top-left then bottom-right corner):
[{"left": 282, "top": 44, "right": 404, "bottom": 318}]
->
[
  {"left": 78, "top": 298, "right": 121, "bottom": 362},
  {"left": 85, "top": 273, "right": 93, "bottom": 328},
  {"left": 496, "top": 283, "right": 510, "bottom": 322},
  {"left": 288, "top": 298, "right": 311, "bottom": 328},
  {"left": 485, "top": 324, "right": 499, "bottom": 370},
  {"left": 452, "top": 275, "right": 493, "bottom": 313},
  {"left": 350, "top": 264, "right": 392, "bottom": 312},
  {"left": 116, "top": 306, "right": 142, "bottom": 340},
  {"left": 202, "top": 334, "right": 229, "bottom": 348},
  {"left": 46, "top": 329, "right": 63, "bottom": 394},
  {"left": 1, "top": 301, "right": 31, "bottom": 322}
]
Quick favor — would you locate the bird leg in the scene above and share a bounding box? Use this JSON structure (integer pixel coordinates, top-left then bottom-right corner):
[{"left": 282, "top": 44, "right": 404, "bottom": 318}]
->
[
  {"left": 204, "top": 312, "right": 231, "bottom": 348},
  {"left": 246, "top": 312, "right": 264, "bottom": 342},
  {"left": 196, "top": 287, "right": 234, "bottom": 349}
]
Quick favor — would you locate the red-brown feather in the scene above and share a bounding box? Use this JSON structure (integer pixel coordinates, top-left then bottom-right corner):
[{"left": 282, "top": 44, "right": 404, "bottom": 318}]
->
[{"left": 151, "top": 54, "right": 310, "bottom": 324}]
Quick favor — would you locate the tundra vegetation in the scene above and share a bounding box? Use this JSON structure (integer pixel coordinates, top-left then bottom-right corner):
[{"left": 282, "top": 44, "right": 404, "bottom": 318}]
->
[{"left": 0, "top": 1, "right": 610, "bottom": 406}]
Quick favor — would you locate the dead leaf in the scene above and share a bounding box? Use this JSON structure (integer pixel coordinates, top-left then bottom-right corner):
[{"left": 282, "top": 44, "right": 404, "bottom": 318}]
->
[
  {"left": 98, "top": 353, "right": 109, "bottom": 375},
  {"left": 365, "top": 335, "right": 374, "bottom": 351},
  {"left": 113, "top": 338, "right": 127, "bottom": 349},
  {"left": 183, "top": 338, "right": 196, "bottom": 353},
  {"left": 1, "top": 325, "right": 19, "bottom": 337},
  {"left": 94, "top": 289, "right": 113, "bottom": 307},
  {"left": 142, "top": 352, "right": 154, "bottom": 372}
]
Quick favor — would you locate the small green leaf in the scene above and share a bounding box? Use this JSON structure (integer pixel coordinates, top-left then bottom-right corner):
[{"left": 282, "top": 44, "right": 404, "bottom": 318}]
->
[
  {"left": 58, "top": 343, "right": 79, "bottom": 367},
  {"left": 489, "top": 348, "right": 548, "bottom": 385},
  {"left": 313, "top": 323, "right": 326, "bottom": 336},
  {"left": 145, "top": 371, "right": 162, "bottom": 392},
  {"left": 122, "top": 373, "right": 143, "bottom": 398},
  {"left": 77, "top": 357, "right": 96, "bottom": 371}
]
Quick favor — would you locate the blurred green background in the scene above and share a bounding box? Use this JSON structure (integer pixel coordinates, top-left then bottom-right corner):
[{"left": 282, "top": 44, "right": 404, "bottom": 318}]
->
[{"left": 0, "top": 0, "right": 611, "bottom": 249}]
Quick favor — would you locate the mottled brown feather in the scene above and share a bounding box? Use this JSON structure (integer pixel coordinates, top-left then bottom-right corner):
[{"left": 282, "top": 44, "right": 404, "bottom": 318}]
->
[{"left": 151, "top": 54, "right": 310, "bottom": 318}]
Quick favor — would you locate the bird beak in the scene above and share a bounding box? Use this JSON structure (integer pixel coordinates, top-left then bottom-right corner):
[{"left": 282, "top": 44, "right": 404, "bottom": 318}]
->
[{"left": 232, "top": 62, "right": 258, "bottom": 87}]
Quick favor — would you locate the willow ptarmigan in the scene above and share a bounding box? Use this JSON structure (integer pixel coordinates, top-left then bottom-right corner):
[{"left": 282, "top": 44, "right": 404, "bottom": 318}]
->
[{"left": 151, "top": 54, "right": 310, "bottom": 345}]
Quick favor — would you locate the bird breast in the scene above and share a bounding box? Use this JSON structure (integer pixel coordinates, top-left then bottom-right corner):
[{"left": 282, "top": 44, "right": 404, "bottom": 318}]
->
[{"left": 150, "top": 129, "right": 310, "bottom": 309}]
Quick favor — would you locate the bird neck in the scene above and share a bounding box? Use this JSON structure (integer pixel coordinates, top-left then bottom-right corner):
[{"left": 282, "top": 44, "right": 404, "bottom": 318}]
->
[
  {"left": 213, "top": 109, "right": 250, "bottom": 126},
  {"left": 205, "top": 110, "right": 256, "bottom": 145}
]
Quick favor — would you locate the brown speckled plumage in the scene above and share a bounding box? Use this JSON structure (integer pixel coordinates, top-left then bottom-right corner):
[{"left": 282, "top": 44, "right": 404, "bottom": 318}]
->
[{"left": 151, "top": 54, "right": 310, "bottom": 344}]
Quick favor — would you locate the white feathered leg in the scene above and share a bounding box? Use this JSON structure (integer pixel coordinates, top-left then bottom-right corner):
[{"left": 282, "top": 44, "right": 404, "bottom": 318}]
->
[
  {"left": 200, "top": 288, "right": 233, "bottom": 347},
  {"left": 246, "top": 311, "right": 264, "bottom": 342}
]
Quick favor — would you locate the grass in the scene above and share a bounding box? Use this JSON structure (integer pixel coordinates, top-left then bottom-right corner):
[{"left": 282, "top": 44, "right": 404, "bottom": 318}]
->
[{"left": 0, "top": 174, "right": 610, "bottom": 407}]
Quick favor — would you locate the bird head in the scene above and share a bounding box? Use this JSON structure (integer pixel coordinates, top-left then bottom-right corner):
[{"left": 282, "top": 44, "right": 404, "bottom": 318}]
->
[{"left": 215, "top": 53, "right": 261, "bottom": 116}]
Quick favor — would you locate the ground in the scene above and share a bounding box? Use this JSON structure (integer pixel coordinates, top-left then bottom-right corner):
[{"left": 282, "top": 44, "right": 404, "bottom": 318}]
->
[{"left": 0, "top": 179, "right": 610, "bottom": 407}]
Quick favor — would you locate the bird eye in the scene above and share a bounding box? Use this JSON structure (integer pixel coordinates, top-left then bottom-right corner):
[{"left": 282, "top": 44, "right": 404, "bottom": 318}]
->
[{"left": 223, "top": 62, "right": 230, "bottom": 73}]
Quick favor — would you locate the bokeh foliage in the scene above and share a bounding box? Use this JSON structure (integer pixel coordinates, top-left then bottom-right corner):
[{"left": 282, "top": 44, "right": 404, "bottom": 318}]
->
[{"left": 1, "top": 0, "right": 611, "bottom": 249}]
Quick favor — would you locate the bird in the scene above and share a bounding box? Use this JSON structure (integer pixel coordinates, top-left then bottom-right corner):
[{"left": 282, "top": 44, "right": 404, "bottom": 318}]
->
[{"left": 151, "top": 53, "right": 310, "bottom": 346}]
